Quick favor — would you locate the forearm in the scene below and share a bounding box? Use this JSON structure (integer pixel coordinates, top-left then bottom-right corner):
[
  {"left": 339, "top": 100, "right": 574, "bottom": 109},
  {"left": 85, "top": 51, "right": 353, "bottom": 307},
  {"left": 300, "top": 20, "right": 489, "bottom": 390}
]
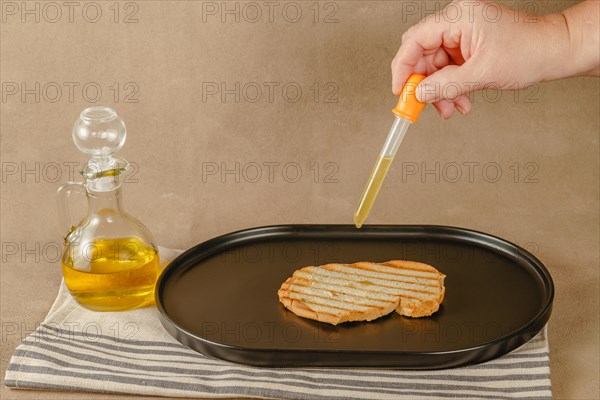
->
[{"left": 561, "top": 0, "right": 600, "bottom": 77}]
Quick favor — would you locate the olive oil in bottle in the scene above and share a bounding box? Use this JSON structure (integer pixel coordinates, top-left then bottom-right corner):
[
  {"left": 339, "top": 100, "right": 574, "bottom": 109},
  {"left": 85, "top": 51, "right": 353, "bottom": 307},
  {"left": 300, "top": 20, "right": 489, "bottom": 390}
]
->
[{"left": 62, "top": 238, "right": 159, "bottom": 311}]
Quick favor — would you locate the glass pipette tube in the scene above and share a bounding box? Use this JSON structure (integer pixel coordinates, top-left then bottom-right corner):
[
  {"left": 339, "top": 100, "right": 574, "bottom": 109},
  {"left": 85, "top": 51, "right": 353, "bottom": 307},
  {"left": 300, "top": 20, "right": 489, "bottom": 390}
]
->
[
  {"left": 353, "top": 73, "right": 427, "bottom": 228},
  {"left": 353, "top": 116, "right": 411, "bottom": 228}
]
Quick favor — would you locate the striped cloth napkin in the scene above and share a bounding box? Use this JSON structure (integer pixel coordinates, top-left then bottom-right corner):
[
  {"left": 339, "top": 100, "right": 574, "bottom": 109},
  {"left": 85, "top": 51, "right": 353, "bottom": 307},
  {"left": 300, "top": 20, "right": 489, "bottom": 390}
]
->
[{"left": 4, "top": 247, "right": 552, "bottom": 399}]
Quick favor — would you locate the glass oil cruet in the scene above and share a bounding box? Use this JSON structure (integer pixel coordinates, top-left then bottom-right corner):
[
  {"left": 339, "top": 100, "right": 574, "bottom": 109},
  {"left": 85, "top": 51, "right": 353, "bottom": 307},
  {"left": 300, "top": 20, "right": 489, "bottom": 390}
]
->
[{"left": 57, "top": 106, "right": 160, "bottom": 311}]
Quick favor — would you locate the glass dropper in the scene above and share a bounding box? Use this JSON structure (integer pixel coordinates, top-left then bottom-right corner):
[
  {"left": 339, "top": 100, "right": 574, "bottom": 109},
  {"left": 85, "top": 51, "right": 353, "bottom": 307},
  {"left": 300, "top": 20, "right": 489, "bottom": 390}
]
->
[{"left": 354, "top": 73, "right": 427, "bottom": 228}]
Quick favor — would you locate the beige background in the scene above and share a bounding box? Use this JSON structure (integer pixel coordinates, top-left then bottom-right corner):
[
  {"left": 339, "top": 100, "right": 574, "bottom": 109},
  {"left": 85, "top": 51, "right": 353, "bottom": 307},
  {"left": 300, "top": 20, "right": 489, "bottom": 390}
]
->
[{"left": 1, "top": 0, "right": 598, "bottom": 399}]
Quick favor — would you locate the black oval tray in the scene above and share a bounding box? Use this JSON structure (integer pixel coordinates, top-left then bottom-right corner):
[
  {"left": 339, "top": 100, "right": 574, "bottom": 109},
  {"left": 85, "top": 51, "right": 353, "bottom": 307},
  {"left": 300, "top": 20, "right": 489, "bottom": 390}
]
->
[{"left": 156, "top": 225, "right": 553, "bottom": 368}]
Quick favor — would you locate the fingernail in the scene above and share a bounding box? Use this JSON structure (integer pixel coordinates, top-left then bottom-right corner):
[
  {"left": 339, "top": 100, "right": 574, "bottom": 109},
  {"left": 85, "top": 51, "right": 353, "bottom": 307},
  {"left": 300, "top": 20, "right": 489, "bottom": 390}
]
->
[
  {"left": 416, "top": 82, "right": 436, "bottom": 103},
  {"left": 455, "top": 104, "right": 467, "bottom": 115}
]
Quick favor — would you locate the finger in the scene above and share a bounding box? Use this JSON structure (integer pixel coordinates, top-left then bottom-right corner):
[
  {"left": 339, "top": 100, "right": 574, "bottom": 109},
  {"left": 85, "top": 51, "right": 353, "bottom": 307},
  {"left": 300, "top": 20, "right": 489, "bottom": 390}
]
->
[
  {"left": 416, "top": 61, "right": 482, "bottom": 103},
  {"left": 392, "top": 18, "right": 453, "bottom": 94},
  {"left": 440, "top": 12, "right": 467, "bottom": 65},
  {"left": 431, "top": 48, "right": 450, "bottom": 70},
  {"left": 444, "top": 45, "right": 466, "bottom": 66},
  {"left": 392, "top": 40, "right": 427, "bottom": 95},
  {"left": 453, "top": 94, "right": 472, "bottom": 115},
  {"left": 433, "top": 99, "right": 455, "bottom": 120}
]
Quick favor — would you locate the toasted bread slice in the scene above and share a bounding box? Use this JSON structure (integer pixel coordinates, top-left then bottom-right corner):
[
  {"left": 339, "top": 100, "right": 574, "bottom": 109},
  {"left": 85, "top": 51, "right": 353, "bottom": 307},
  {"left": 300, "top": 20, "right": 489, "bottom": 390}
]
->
[{"left": 278, "top": 260, "right": 446, "bottom": 325}]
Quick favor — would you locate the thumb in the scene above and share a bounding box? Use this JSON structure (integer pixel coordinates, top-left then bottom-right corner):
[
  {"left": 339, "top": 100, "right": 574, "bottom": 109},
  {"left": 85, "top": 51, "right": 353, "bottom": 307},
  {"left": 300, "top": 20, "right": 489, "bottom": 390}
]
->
[{"left": 416, "top": 63, "right": 481, "bottom": 103}]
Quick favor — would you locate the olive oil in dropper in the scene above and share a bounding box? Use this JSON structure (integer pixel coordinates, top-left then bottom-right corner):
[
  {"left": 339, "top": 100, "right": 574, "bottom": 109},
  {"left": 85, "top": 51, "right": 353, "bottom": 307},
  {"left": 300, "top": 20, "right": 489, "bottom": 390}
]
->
[{"left": 354, "top": 73, "right": 428, "bottom": 228}]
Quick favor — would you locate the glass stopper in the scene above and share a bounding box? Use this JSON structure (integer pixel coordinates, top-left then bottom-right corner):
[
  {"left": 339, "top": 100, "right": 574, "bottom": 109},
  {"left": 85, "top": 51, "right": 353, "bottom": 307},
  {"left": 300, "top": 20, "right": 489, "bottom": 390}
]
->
[{"left": 72, "top": 107, "right": 126, "bottom": 159}]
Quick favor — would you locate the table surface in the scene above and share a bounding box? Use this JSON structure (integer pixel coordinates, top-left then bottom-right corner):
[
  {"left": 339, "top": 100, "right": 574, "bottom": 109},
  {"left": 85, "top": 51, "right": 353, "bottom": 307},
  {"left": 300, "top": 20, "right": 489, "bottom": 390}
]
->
[{"left": 2, "top": 222, "right": 599, "bottom": 399}]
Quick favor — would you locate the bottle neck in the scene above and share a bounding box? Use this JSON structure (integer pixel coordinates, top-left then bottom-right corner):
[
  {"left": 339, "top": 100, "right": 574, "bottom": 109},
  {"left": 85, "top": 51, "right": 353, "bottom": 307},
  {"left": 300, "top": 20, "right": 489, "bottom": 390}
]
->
[{"left": 87, "top": 186, "right": 124, "bottom": 213}]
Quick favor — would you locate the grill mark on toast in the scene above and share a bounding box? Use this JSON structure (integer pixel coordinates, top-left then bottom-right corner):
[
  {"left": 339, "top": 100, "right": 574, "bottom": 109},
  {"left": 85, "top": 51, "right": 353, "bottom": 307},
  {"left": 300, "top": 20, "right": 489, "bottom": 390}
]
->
[
  {"left": 323, "top": 264, "right": 441, "bottom": 287},
  {"left": 294, "top": 270, "right": 403, "bottom": 295},
  {"left": 297, "top": 301, "right": 359, "bottom": 318},
  {"left": 287, "top": 291, "right": 371, "bottom": 312},
  {"left": 287, "top": 283, "right": 396, "bottom": 308},
  {"left": 295, "top": 271, "right": 438, "bottom": 301},
  {"left": 311, "top": 265, "right": 441, "bottom": 288},
  {"left": 350, "top": 261, "right": 441, "bottom": 278},
  {"left": 301, "top": 267, "right": 439, "bottom": 290},
  {"left": 292, "top": 272, "right": 438, "bottom": 301},
  {"left": 290, "top": 277, "right": 399, "bottom": 302},
  {"left": 301, "top": 268, "right": 440, "bottom": 299}
]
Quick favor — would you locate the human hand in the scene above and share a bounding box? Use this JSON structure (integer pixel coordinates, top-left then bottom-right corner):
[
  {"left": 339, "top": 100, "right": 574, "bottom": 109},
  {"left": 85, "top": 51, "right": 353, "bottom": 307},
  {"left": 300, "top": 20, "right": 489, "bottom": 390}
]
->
[{"left": 391, "top": 0, "right": 599, "bottom": 119}]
